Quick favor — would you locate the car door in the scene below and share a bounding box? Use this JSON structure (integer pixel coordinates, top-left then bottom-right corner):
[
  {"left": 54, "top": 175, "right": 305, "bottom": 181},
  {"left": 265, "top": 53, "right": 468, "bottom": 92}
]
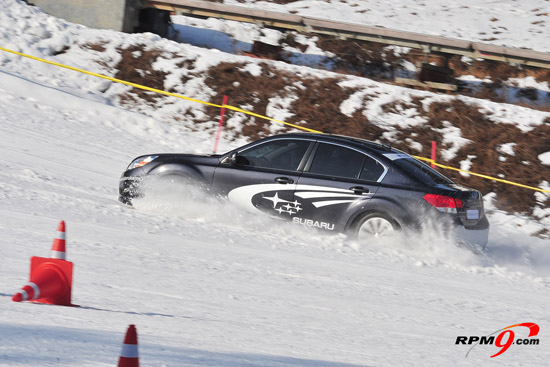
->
[
  {"left": 211, "top": 137, "right": 315, "bottom": 218},
  {"left": 294, "top": 141, "right": 387, "bottom": 232}
]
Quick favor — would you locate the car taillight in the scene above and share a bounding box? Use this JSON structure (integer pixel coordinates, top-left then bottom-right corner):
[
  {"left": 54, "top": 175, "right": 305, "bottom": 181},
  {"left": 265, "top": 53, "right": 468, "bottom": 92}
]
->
[{"left": 423, "top": 194, "right": 463, "bottom": 214}]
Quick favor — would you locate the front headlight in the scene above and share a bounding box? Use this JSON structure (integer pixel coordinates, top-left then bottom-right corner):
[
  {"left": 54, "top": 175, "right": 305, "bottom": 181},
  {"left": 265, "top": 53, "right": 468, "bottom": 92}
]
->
[{"left": 127, "top": 155, "right": 158, "bottom": 170}]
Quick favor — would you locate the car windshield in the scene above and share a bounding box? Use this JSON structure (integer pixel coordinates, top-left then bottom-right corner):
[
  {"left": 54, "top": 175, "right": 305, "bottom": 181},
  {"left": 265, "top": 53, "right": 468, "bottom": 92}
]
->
[{"left": 394, "top": 157, "right": 455, "bottom": 185}]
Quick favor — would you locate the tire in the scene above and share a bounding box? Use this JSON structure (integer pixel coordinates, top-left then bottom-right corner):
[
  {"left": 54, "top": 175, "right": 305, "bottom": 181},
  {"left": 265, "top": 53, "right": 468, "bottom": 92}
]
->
[
  {"left": 143, "top": 174, "right": 197, "bottom": 199},
  {"left": 355, "top": 213, "right": 400, "bottom": 241},
  {"left": 159, "top": 174, "right": 191, "bottom": 185}
]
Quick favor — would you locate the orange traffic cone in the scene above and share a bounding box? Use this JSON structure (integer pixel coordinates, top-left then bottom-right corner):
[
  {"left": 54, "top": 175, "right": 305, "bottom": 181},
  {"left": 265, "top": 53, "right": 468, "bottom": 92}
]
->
[
  {"left": 118, "top": 324, "right": 139, "bottom": 367},
  {"left": 51, "top": 220, "right": 66, "bottom": 260},
  {"left": 12, "top": 220, "right": 75, "bottom": 306}
]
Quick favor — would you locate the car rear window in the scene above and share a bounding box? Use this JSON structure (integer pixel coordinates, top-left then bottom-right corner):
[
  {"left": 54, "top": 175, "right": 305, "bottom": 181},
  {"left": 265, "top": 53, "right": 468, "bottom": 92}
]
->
[
  {"left": 360, "top": 155, "right": 386, "bottom": 181},
  {"left": 308, "top": 143, "right": 386, "bottom": 181},
  {"left": 394, "top": 158, "right": 455, "bottom": 185}
]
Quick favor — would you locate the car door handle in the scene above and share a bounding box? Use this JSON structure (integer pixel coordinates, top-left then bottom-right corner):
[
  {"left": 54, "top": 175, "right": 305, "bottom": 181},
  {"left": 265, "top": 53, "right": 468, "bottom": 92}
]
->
[
  {"left": 275, "top": 177, "right": 294, "bottom": 184},
  {"left": 350, "top": 186, "right": 370, "bottom": 195}
]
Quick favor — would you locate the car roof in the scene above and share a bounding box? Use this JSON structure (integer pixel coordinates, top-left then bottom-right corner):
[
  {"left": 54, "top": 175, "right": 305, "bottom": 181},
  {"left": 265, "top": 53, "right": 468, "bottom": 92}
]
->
[{"left": 267, "top": 132, "right": 395, "bottom": 154}]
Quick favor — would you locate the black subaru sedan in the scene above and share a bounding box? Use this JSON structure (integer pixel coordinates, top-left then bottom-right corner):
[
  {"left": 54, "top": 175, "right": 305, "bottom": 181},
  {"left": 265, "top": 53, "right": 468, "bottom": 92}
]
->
[{"left": 119, "top": 133, "right": 489, "bottom": 247}]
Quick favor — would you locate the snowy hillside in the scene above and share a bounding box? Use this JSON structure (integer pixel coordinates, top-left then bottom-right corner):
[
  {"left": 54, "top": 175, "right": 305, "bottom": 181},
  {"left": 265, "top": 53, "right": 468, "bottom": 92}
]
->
[
  {"left": 1, "top": 0, "right": 550, "bottom": 366},
  {"left": 220, "top": 0, "right": 550, "bottom": 53}
]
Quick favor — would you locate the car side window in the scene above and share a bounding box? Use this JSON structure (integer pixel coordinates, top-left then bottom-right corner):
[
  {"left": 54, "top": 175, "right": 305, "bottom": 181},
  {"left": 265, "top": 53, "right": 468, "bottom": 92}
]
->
[
  {"left": 309, "top": 143, "right": 365, "bottom": 179},
  {"left": 360, "top": 155, "right": 386, "bottom": 181},
  {"left": 237, "top": 139, "right": 311, "bottom": 171}
]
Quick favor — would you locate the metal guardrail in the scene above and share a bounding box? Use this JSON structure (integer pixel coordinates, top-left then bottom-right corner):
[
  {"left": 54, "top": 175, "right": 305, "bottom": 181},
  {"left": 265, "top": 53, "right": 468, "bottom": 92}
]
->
[{"left": 144, "top": 0, "right": 550, "bottom": 69}]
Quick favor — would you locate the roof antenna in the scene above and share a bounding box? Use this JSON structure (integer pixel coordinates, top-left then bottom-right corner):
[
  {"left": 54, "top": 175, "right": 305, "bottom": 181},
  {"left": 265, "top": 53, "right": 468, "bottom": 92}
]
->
[{"left": 383, "top": 142, "right": 392, "bottom": 151}]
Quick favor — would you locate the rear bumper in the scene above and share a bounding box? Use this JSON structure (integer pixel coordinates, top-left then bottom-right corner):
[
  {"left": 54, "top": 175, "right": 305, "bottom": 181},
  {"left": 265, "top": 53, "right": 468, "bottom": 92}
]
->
[{"left": 455, "top": 216, "right": 490, "bottom": 248}]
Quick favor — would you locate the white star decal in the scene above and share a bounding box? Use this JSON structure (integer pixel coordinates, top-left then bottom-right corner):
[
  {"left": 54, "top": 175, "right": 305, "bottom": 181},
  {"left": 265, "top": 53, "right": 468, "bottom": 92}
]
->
[{"left": 262, "top": 192, "right": 291, "bottom": 208}]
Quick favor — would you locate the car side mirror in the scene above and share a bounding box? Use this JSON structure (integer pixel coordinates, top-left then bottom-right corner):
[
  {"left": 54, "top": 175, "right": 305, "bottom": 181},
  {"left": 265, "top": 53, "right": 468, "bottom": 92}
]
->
[
  {"left": 227, "top": 152, "right": 237, "bottom": 165},
  {"left": 225, "top": 152, "right": 251, "bottom": 166}
]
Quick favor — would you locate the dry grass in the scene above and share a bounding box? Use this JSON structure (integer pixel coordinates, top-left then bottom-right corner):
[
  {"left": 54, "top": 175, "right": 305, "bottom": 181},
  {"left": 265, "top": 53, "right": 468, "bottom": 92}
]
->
[
  {"left": 204, "top": 62, "right": 387, "bottom": 141},
  {"left": 204, "top": 62, "right": 297, "bottom": 140},
  {"left": 314, "top": 36, "right": 400, "bottom": 79},
  {"left": 113, "top": 45, "right": 169, "bottom": 105},
  {"left": 85, "top": 42, "right": 107, "bottom": 53},
  {"left": 422, "top": 100, "right": 550, "bottom": 214}
]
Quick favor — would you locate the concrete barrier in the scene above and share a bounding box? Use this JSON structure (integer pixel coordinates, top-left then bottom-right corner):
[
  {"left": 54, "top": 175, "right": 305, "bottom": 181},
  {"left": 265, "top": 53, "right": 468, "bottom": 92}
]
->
[{"left": 28, "top": 0, "right": 141, "bottom": 33}]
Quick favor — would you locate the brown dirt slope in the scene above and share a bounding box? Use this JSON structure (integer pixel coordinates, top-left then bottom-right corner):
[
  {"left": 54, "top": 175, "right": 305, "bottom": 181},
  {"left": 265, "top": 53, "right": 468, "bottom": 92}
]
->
[{"left": 110, "top": 44, "right": 550, "bottom": 220}]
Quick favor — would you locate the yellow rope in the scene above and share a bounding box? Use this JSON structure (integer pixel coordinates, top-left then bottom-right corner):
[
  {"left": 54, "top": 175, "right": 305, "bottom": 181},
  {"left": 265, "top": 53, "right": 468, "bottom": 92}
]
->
[
  {"left": 414, "top": 156, "right": 550, "bottom": 193},
  {"left": 1, "top": 46, "right": 547, "bottom": 194},
  {"left": 0, "top": 46, "right": 323, "bottom": 133}
]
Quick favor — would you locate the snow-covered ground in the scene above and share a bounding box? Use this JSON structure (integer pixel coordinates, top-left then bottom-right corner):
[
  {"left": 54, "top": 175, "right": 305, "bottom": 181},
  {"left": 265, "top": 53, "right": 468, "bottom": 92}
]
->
[
  {"left": 221, "top": 0, "right": 550, "bottom": 53},
  {"left": 1, "top": 0, "right": 550, "bottom": 366}
]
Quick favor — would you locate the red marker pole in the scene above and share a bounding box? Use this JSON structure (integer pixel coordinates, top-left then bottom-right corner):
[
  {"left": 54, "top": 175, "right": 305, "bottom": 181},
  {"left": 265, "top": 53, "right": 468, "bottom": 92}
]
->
[
  {"left": 213, "top": 95, "right": 229, "bottom": 153},
  {"left": 431, "top": 139, "right": 437, "bottom": 169}
]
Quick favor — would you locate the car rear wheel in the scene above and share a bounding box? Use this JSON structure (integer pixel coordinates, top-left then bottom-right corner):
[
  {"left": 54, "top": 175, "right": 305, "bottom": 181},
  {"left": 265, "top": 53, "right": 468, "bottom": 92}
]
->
[{"left": 355, "top": 213, "right": 400, "bottom": 241}]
